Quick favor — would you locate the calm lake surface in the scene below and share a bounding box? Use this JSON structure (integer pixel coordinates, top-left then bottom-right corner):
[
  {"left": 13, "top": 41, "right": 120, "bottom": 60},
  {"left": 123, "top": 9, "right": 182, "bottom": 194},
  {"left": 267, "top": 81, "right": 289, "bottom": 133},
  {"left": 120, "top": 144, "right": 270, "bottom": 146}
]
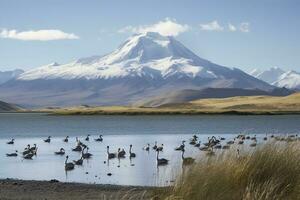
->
[{"left": 0, "top": 113, "right": 300, "bottom": 186}]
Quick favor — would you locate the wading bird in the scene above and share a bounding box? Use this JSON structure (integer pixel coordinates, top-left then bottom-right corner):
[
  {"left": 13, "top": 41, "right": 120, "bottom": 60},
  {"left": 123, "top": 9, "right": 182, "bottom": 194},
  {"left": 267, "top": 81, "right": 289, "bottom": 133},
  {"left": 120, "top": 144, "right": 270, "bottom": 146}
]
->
[
  {"left": 73, "top": 156, "right": 83, "bottom": 165},
  {"left": 117, "top": 148, "right": 126, "bottom": 158},
  {"left": 30, "top": 144, "right": 37, "bottom": 151},
  {"left": 157, "top": 144, "right": 164, "bottom": 152},
  {"left": 23, "top": 152, "right": 34, "bottom": 159},
  {"left": 63, "top": 136, "right": 69, "bottom": 143},
  {"left": 82, "top": 147, "right": 92, "bottom": 159},
  {"left": 6, "top": 150, "right": 18, "bottom": 157},
  {"left": 129, "top": 144, "right": 136, "bottom": 158},
  {"left": 72, "top": 145, "right": 82, "bottom": 152},
  {"left": 143, "top": 144, "right": 150, "bottom": 151},
  {"left": 107, "top": 146, "right": 116, "bottom": 159},
  {"left": 152, "top": 141, "right": 158, "bottom": 150},
  {"left": 85, "top": 134, "right": 90, "bottom": 141},
  {"left": 65, "top": 156, "right": 75, "bottom": 171},
  {"left": 44, "top": 136, "right": 51, "bottom": 143},
  {"left": 95, "top": 135, "right": 103, "bottom": 142},
  {"left": 7, "top": 139, "right": 14, "bottom": 145},
  {"left": 156, "top": 149, "right": 168, "bottom": 166},
  {"left": 55, "top": 148, "right": 65, "bottom": 155},
  {"left": 175, "top": 141, "right": 185, "bottom": 151},
  {"left": 182, "top": 150, "right": 195, "bottom": 165}
]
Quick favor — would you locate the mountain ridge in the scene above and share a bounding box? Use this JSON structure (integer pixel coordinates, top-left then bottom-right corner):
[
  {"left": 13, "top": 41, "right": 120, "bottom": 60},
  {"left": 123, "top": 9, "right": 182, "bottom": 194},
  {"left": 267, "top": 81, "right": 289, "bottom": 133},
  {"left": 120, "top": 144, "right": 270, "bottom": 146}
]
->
[
  {"left": 249, "top": 67, "right": 300, "bottom": 90},
  {"left": 0, "top": 69, "right": 24, "bottom": 84},
  {"left": 0, "top": 100, "right": 22, "bottom": 112}
]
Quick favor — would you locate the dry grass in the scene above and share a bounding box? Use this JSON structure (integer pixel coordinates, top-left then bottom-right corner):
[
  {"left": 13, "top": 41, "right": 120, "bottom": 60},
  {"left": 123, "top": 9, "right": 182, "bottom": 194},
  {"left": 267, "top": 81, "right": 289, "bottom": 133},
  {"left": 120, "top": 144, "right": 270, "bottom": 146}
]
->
[
  {"left": 40, "top": 93, "right": 300, "bottom": 115},
  {"left": 188, "top": 92, "right": 300, "bottom": 112},
  {"left": 154, "top": 141, "right": 300, "bottom": 200}
]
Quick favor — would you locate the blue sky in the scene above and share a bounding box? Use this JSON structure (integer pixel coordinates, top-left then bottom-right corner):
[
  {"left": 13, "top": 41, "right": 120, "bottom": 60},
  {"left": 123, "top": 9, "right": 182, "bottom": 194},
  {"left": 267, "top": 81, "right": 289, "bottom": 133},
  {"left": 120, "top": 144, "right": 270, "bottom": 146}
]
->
[{"left": 0, "top": 0, "right": 299, "bottom": 72}]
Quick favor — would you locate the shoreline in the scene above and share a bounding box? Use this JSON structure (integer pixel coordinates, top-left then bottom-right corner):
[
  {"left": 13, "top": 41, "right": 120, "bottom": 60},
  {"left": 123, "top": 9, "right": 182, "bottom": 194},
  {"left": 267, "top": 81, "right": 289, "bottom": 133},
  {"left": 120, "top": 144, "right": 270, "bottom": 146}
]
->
[
  {"left": 0, "top": 178, "right": 158, "bottom": 200},
  {"left": 42, "top": 109, "right": 300, "bottom": 116},
  {"left": 2, "top": 109, "right": 300, "bottom": 116}
]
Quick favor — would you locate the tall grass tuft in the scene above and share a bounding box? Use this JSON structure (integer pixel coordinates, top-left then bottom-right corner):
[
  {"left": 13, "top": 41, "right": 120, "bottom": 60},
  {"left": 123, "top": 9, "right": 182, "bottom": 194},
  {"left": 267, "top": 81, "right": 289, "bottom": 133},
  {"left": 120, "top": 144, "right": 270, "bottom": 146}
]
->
[{"left": 155, "top": 141, "right": 300, "bottom": 200}]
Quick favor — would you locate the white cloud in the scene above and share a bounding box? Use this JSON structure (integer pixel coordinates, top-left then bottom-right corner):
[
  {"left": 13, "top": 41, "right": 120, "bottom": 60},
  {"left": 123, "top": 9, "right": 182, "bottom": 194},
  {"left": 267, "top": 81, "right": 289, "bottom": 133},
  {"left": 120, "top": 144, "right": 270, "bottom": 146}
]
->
[
  {"left": 199, "top": 20, "right": 224, "bottom": 31},
  {"left": 240, "top": 22, "right": 250, "bottom": 32},
  {"left": 0, "top": 29, "right": 79, "bottom": 41},
  {"left": 228, "top": 23, "right": 237, "bottom": 32},
  {"left": 118, "top": 18, "right": 189, "bottom": 36},
  {"left": 199, "top": 21, "right": 250, "bottom": 33},
  {"left": 118, "top": 26, "right": 136, "bottom": 34}
]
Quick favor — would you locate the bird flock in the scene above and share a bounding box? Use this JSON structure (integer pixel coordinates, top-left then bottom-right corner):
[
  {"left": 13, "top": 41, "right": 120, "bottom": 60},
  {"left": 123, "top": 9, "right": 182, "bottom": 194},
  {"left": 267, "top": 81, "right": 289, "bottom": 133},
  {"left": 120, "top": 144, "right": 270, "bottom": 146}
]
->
[{"left": 5, "top": 133, "right": 299, "bottom": 172}]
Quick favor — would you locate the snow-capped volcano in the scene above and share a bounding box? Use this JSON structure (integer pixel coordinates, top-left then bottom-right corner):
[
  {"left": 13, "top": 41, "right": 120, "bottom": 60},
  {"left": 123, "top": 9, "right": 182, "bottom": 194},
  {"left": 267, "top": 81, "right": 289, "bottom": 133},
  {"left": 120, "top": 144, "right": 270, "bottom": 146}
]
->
[
  {"left": 18, "top": 32, "right": 225, "bottom": 80},
  {"left": 1, "top": 32, "right": 273, "bottom": 107}
]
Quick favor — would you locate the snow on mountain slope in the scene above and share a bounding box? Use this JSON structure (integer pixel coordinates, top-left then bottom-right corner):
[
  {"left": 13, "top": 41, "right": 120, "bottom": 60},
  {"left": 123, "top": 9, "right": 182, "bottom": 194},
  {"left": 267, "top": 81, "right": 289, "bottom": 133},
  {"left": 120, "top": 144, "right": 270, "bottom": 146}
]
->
[
  {"left": 248, "top": 69, "right": 262, "bottom": 77},
  {"left": 0, "top": 69, "right": 24, "bottom": 84},
  {"left": 273, "top": 71, "right": 300, "bottom": 89},
  {"left": 249, "top": 67, "right": 285, "bottom": 84},
  {"left": 249, "top": 67, "right": 300, "bottom": 89},
  {"left": 18, "top": 32, "right": 234, "bottom": 80}
]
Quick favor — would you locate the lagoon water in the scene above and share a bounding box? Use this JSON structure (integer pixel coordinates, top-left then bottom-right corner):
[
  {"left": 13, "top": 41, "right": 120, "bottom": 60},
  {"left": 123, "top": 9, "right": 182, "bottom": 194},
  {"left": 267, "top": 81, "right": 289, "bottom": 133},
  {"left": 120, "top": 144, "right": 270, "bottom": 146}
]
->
[{"left": 0, "top": 113, "right": 300, "bottom": 186}]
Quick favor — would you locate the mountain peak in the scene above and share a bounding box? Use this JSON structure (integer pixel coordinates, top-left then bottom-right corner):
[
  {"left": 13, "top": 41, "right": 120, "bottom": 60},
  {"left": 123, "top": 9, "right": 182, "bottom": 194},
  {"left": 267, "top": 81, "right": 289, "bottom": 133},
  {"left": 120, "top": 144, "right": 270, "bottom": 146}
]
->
[
  {"left": 0, "top": 68, "right": 24, "bottom": 84},
  {"left": 101, "top": 31, "right": 205, "bottom": 65},
  {"left": 137, "top": 31, "right": 171, "bottom": 39},
  {"left": 250, "top": 67, "right": 285, "bottom": 84},
  {"left": 50, "top": 62, "right": 60, "bottom": 67},
  {"left": 274, "top": 70, "right": 300, "bottom": 89},
  {"left": 268, "top": 66, "right": 284, "bottom": 72},
  {"left": 249, "top": 67, "right": 300, "bottom": 90}
]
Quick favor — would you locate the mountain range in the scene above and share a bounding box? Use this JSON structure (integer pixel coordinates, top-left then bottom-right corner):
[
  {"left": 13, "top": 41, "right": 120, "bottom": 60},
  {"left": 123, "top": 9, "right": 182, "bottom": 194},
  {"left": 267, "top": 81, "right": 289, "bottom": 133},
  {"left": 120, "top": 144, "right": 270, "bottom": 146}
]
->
[
  {"left": 249, "top": 67, "right": 300, "bottom": 90},
  {"left": 0, "top": 32, "right": 293, "bottom": 108}
]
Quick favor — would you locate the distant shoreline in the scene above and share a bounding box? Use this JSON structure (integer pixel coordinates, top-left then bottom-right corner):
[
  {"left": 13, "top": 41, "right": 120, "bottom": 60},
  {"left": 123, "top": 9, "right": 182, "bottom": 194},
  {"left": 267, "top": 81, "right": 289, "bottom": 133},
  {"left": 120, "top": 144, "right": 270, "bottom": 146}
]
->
[
  {"left": 2, "top": 108, "right": 300, "bottom": 116},
  {"left": 38, "top": 108, "right": 300, "bottom": 116}
]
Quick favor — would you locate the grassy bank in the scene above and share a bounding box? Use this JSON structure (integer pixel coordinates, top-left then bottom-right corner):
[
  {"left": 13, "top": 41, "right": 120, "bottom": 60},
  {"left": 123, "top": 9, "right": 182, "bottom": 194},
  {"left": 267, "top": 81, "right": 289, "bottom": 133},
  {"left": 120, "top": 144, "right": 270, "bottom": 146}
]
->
[
  {"left": 40, "top": 93, "right": 300, "bottom": 115},
  {"left": 155, "top": 141, "right": 300, "bottom": 200}
]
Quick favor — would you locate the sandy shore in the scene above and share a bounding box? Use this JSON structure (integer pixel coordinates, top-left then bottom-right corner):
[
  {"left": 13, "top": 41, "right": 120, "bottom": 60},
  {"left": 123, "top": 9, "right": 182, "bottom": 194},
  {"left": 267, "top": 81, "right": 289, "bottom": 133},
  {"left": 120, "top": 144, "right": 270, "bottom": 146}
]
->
[{"left": 0, "top": 179, "right": 157, "bottom": 200}]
